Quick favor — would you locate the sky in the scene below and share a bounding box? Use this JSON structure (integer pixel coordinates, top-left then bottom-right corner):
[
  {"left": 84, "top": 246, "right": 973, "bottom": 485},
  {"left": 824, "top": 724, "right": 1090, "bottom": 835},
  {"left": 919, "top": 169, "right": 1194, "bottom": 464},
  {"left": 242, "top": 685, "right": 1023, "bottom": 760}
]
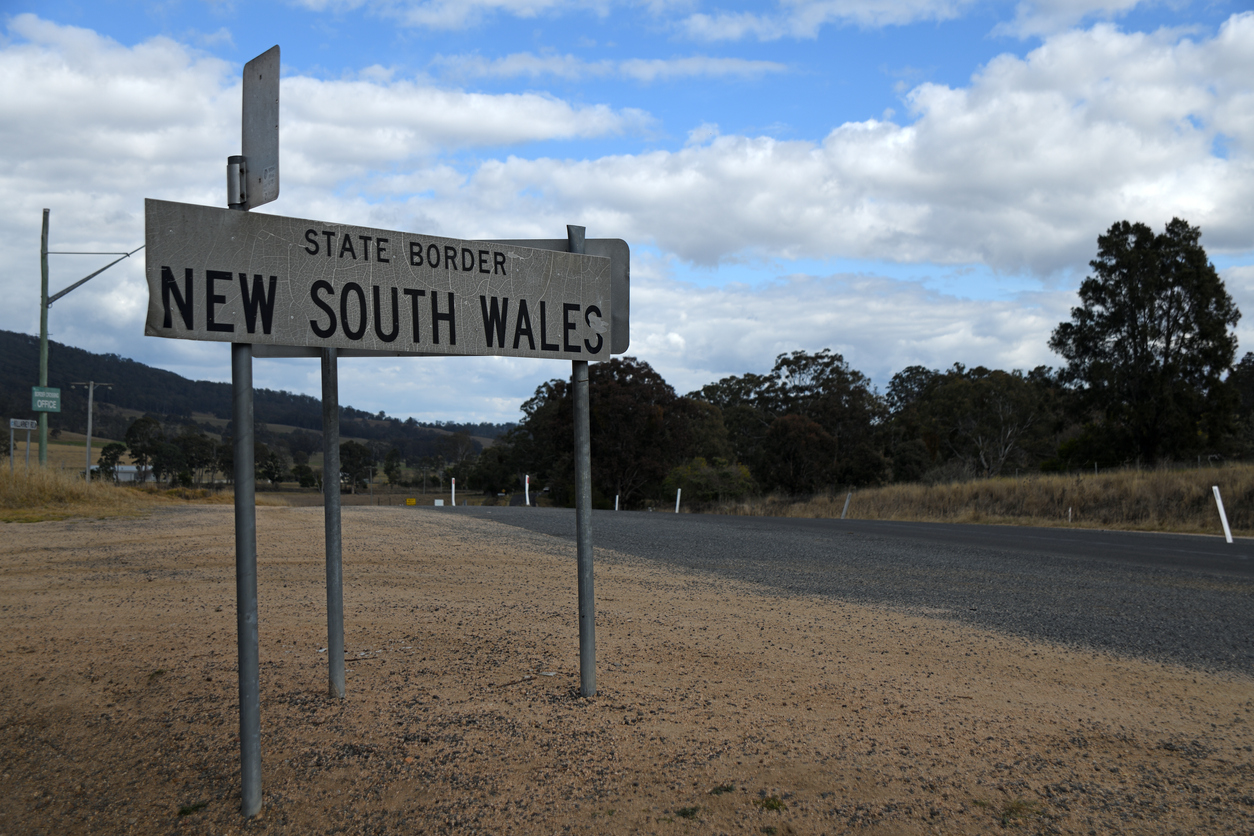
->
[{"left": 1, "top": 0, "right": 1252, "bottom": 425}]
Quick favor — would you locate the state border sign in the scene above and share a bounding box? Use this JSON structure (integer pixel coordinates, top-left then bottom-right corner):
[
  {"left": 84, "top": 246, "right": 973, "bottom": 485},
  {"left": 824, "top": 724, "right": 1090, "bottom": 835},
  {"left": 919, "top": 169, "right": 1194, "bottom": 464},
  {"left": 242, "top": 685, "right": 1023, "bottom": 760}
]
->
[{"left": 145, "top": 199, "right": 623, "bottom": 360}]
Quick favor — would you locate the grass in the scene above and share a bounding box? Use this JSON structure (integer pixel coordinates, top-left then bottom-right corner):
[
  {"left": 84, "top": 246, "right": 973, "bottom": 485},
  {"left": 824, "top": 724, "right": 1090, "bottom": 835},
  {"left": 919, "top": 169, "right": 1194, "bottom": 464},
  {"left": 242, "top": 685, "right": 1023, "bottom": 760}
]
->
[
  {"left": 755, "top": 796, "right": 786, "bottom": 811},
  {"left": 713, "top": 464, "right": 1254, "bottom": 537},
  {"left": 0, "top": 465, "right": 230, "bottom": 522}
]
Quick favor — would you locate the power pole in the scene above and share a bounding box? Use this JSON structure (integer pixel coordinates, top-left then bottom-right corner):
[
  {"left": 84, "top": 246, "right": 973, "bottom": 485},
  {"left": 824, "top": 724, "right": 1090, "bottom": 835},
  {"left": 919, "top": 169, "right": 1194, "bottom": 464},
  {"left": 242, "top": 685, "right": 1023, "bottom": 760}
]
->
[
  {"left": 71, "top": 381, "right": 112, "bottom": 479},
  {"left": 38, "top": 208, "right": 142, "bottom": 466}
]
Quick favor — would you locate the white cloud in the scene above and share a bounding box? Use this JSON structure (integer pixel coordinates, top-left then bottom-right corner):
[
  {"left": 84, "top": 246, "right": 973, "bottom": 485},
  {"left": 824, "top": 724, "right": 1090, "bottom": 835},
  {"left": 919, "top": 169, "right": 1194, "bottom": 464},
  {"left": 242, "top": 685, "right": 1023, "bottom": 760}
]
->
[
  {"left": 626, "top": 259, "right": 1075, "bottom": 395},
  {"left": 681, "top": 0, "right": 977, "bottom": 41},
  {"left": 412, "top": 15, "right": 1254, "bottom": 275},
  {"left": 433, "top": 51, "right": 787, "bottom": 82},
  {"left": 289, "top": 0, "right": 608, "bottom": 30},
  {"left": 994, "top": 0, "right": 1146, "bottom": 38}
]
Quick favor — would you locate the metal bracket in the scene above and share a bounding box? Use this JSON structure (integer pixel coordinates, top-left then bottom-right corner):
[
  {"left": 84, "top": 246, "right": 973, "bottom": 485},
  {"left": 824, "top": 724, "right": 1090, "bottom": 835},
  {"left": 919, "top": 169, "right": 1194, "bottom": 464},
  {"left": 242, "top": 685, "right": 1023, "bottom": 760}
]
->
[{"left": 227, "top": 155, "right": 248, "bottom": 209}]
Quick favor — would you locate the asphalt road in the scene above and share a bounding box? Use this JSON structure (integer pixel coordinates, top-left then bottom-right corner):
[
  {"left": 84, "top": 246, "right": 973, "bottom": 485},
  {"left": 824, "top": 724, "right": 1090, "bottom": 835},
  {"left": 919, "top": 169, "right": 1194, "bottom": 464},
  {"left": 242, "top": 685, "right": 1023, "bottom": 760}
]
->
[{"left": 454, "top": 507, "right": 1254, "bottom": 675}]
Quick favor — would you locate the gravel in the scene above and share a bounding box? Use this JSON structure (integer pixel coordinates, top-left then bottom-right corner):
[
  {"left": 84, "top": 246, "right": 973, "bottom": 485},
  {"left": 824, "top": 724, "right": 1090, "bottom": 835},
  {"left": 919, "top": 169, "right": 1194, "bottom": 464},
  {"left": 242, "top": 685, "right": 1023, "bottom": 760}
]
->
[{"left": 458, "top": 507, "right": 1254, "bottom": 675}]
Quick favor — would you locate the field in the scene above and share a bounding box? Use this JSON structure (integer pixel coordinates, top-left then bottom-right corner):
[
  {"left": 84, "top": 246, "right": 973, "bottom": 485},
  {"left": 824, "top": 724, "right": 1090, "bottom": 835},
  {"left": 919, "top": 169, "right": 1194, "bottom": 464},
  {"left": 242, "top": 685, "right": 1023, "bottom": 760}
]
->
[{"left": 1, "top": 503, "right": 1252, "bottom": 834}]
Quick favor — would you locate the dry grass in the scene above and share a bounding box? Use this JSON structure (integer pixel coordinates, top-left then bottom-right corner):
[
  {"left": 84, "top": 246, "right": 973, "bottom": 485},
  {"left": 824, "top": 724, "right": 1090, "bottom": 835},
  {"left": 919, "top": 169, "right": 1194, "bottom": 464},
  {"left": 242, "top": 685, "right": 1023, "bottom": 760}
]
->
[
  {"left": 0, "top": 466, "right": 229, "bottom": 522},
  {"left": 715, "top": 465, "right": 1254, "bottom": 537}
]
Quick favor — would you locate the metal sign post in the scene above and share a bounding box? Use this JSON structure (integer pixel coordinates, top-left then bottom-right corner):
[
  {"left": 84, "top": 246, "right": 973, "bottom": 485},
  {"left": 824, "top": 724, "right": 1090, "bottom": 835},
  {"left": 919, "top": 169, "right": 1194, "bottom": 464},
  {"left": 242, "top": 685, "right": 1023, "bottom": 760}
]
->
[
  {"left": 568, "top": 226, "right": 597, "bottom": 698},
  {"left": 228, "top": 44, "right": 278, "bottom": 820},
  {"left": 321, "top": 347, "right": 345, "bottom": 700},
  {"left": 9, "top": 419, "right": 37, "bottom": 474}
]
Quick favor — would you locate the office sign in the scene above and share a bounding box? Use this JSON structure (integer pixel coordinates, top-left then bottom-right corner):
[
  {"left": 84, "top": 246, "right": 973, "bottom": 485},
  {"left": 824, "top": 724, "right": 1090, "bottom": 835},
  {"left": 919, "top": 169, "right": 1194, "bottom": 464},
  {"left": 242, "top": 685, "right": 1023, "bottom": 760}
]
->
[
  {"left": 144, "top": 199, "right": 616, "bottom": 360},
  {"left": 31, "top": 387, "right": 60, "bottom": 412}
]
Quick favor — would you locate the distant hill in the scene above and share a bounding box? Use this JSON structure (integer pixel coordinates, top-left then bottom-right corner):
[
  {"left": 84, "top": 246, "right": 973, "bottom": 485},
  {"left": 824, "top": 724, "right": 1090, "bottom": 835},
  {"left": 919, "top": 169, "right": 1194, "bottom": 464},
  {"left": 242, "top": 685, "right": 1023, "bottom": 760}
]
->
[{"left": 0, "top": 330, "right": 512, "bottom": 452}]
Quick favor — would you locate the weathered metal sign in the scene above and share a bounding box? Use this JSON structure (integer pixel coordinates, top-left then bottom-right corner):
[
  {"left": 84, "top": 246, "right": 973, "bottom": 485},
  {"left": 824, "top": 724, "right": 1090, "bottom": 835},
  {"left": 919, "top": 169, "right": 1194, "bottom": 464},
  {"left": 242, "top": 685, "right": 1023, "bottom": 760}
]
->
[
  {"left": 10, "top": 418, "right": 38, "bottom": 430},
  {"left": 31, "top": 387, "right": 60, "bottom": 412},
  {"left": 144, "top": 199, "right": 616, "bottom": 360}
]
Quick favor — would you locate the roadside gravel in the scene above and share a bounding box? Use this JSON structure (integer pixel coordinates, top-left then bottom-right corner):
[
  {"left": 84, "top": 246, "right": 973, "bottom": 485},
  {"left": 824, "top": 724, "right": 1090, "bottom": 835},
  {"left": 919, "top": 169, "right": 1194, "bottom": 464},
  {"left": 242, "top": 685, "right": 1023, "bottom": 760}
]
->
[{"left": 1, "top": 505, "right": 1251, "bottom": 835}]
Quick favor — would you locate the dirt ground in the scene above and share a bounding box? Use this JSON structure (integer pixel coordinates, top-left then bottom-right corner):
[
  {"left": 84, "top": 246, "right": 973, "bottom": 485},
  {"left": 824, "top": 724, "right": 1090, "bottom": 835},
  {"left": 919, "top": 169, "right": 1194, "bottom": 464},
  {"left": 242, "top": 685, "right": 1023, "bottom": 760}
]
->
[{"left": 1, "top": 505, "right": 1251, "bottom": 836}]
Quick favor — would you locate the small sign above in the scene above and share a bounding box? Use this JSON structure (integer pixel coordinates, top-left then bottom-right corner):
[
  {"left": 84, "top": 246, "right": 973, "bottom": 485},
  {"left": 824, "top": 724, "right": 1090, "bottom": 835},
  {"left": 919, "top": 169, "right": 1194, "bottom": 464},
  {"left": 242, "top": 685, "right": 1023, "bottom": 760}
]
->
[
  {"left": 10, "top": 418, "right": 38, "bottom": 430},
  {"left": 31, "top": 387, "right": 60, "bottom": 413},
  {"left": 144, "top": 199, "right": 617, "bottom": 361},
  {"left": 241, "top": 46, "right": 279, "bottom": 210}
]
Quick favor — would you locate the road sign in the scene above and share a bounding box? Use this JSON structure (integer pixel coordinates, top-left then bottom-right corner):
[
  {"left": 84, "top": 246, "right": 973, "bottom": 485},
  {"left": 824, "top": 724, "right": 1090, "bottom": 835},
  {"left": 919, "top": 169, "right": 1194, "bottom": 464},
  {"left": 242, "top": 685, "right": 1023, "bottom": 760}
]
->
[
  {"left": 31, "top": 387, "right": 60, "bottom": 412},
  {"left": 241, "top": 46, "right": 279, "bottom": 210},
  {"left": 10, "top": 419, "right": 37, "bottom": 430},
  {"left": 144, "top": 199, "right": 616, "bottom": 361},
  {"left": 485, "top": 238, "right": 630, "bottom": 355}
]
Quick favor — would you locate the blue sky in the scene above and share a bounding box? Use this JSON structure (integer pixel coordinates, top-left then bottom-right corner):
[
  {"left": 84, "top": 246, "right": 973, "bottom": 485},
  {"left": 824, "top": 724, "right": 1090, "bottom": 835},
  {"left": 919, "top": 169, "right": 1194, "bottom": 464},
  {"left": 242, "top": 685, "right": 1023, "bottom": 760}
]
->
[{"left": 1, "top": 0, "right": 1252, "bottom": 423}]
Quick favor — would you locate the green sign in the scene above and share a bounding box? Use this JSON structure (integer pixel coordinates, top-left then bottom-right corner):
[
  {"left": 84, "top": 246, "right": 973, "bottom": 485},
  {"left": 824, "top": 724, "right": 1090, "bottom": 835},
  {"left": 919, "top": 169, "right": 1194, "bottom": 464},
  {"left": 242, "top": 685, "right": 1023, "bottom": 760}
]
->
[{"left": 31, "top": 386, "right": 60, "bottom": 413}]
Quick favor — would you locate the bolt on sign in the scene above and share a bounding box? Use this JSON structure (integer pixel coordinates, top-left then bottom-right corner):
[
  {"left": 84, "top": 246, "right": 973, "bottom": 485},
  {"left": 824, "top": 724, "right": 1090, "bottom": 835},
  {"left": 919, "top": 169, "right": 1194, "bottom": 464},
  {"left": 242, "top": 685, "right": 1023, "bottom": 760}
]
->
[{"left": 144, "top": 199, "right": 615, "bottom": 360}]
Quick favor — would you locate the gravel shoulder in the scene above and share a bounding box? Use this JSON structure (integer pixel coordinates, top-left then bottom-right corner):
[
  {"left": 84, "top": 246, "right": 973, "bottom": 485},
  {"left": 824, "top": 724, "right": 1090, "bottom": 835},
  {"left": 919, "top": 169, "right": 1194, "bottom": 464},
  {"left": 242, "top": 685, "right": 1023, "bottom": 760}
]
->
[{"left": 2, "top": 505, "right": 1252, "bottom": 835}]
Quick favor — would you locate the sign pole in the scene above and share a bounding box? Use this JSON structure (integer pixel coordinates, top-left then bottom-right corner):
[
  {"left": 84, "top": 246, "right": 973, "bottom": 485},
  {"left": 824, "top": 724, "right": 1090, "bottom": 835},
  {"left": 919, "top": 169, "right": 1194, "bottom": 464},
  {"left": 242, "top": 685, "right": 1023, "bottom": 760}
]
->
[
  {"left": 321, "top": 347, "right": 345, "bottom": 699},
  {"left": 568, "top": 224, "right": 596, "bottom": 698},
  {"left": 38, "top": 209, "right": 49, "bottom": 467},
  {"left": 231, "top": 341, "right": 261, "bottom": 817}
]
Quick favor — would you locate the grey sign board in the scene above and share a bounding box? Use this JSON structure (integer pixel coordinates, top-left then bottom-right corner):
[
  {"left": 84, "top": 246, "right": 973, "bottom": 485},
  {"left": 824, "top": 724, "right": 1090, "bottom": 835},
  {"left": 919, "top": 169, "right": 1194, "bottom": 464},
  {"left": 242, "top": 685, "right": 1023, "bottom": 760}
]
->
[
  {"left": 10, "top": 418, "right": 37, "bottom": 430},
  {"left": 241, "top": 46, "right": 279, "bottom": 210},
  {"left": 144, "top": 199, "right": 616, "bottom": 361}
]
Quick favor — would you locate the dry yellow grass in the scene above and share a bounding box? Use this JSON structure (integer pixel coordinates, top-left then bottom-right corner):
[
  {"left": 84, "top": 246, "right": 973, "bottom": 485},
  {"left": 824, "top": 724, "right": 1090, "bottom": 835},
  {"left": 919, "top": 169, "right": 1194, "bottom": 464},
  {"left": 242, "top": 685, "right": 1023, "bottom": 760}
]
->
[
  {"left": 0, "top": 465, "right": 229, "bottom": 522},
  {"left": 717, "top": 465, "right": 1253, "bottom": 537}
]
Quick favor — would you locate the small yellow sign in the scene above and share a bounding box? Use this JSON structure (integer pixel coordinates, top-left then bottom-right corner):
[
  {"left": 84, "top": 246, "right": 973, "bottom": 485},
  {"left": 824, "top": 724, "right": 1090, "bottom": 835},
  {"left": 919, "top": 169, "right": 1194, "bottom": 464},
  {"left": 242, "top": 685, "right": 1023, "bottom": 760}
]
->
[{"left": 405, "top": 498, "right": 416, "bottom": 506}]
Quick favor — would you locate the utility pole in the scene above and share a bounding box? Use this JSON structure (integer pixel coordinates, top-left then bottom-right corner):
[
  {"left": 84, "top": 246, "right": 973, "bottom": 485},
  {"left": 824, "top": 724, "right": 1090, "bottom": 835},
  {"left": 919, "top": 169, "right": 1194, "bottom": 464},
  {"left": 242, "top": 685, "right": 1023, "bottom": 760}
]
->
[
  {"left": 39, "top": 210, "right": 49, "bottom": 466},
  {"left": 37, "top": 208, "right": 142, "bottom": 466},
  {"left": 71, "top": 381, "right": 112, "bottom": 479}
]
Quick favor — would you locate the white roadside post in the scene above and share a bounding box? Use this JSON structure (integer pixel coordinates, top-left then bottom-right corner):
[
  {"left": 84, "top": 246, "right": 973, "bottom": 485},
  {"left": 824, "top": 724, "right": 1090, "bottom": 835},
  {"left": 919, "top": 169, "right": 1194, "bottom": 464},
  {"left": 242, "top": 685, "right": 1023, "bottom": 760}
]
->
[
  {"left": 1213, "top": 486, "right": 1234, "bottom": 544},
  {"left": 452, "top": 477, "right": 456, "bottom": 507},
  {"left": 675, "top": 488, "right": 681, "bottom": 513},
  {"left": 525, "top": 473, "right": 530, "bottom": 506}
]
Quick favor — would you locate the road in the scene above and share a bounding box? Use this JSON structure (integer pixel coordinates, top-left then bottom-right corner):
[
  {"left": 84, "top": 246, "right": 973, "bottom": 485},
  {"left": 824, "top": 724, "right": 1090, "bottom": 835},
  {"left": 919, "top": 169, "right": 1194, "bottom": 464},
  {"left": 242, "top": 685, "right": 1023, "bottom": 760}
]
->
[{"left": 455, "top": 507, "right": 1254, "bottom": 675}]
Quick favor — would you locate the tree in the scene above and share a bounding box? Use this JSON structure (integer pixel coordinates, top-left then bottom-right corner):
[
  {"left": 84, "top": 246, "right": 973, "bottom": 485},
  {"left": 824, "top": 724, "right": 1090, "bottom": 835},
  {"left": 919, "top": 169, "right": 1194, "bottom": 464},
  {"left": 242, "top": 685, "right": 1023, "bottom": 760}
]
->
[
  {"left": 339, "top": 440, "right": 372, "bottom": 492},
  {"left": 383, "top": 447, "right": 403, "bottom": 485},
  {"left": 1049, "top": 219, "right": 1239, "bottom": 462},
  {"left": 663, "top": 457, "right": 754, "bottom": 504},
  {"left": 97, "top": 442, "right": 127, "bottom": 481},
  {"left": 124, "top": 416, "right": 163, "bottom": 482},
  {"left": 759, "top": 414, "right": 837, "bottom": 494}
]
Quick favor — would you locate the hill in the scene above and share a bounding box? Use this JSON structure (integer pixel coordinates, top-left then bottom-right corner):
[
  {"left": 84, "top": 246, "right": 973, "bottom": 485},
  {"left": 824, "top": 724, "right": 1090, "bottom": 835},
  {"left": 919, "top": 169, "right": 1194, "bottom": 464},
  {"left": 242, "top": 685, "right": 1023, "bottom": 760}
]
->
[{"left": 0, "top": 329, "right": 512, "bottom": 455}]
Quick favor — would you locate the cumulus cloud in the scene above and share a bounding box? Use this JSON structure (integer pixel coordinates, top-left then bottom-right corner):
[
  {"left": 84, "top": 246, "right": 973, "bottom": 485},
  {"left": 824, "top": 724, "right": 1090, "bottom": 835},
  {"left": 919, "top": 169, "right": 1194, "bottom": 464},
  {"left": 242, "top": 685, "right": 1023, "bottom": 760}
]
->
[
  {"left": 626, "top": 259, "right": 1074, "bottom": 396},
  {"left": 413, "top": 15, "right": 1254, "bottom": 275},
  {"left": 433, "top": 51, "right": 787, "bottom": 82}
]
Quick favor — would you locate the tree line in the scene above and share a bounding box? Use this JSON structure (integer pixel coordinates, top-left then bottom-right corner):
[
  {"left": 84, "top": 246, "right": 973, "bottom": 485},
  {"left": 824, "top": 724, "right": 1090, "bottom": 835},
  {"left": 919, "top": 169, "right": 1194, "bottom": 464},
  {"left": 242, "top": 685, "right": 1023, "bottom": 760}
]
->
[
  {"left": 469, "top": 218, "right": 1254, "bottom": 507},
  {"left": 37, "top": 217, "right": 1253, "bottom": 504}
]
